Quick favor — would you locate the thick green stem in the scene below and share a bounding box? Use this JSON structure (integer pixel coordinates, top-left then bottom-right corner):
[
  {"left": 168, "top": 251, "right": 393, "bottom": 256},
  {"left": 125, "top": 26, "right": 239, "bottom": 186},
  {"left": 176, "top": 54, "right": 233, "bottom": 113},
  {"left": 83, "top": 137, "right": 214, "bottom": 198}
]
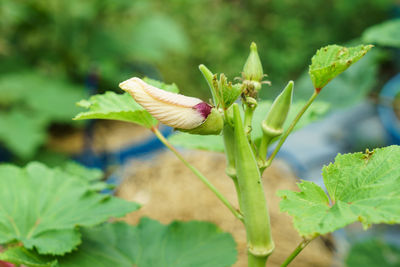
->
[
  {"left": 222, "top": 122, "right": 243, "bottom": 211},
  {"left": 280, "top": 238, "right": 315, "bottom": 267},
  {"left": 265, "top": 91, "right": 319, "bottom": 168},
  {"left": 249, "top": 253, "right": 269, "bottom": 267},
  {"left": 232, "top": 104, "right": 274, "bottom": 265},
  {"left": 152, "top": 127, "right": 243, "bottom": 222},
  {"left": 244, "top": 104, "right": 255, "bottom": 139}
]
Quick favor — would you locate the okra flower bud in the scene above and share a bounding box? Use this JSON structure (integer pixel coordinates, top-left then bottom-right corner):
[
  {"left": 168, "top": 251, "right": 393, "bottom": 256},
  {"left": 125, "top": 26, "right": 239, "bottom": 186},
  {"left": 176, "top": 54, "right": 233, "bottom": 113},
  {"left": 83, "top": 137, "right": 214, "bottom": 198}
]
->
[
  {"left": 243, "top": 42, "right": 264, "bottom": 83},
  {"left": 242, "top": 42, "right": 270, "bottom": 96},
  {"left": 119, "top": 77, "right": 223, "bottom": 135},
  {"left": 262, "top": 81, "right": 293, "bottom": 138}
]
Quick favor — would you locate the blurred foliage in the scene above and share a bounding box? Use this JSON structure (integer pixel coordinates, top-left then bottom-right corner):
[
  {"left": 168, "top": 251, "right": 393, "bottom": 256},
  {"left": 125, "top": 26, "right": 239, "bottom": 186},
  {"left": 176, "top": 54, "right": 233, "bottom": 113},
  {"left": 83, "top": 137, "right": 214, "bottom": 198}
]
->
[
  {"left": 363, "top": 19, "right": 400, "bottom": 48},
  {"left": 346, "top": 239, "right": 400, "bottom": 267},
  {"left": 152, "top": 0, "right": 395, "bottom": 98},
  {"left": 0, "top": 0, "right": 395, "bottom": 159}
]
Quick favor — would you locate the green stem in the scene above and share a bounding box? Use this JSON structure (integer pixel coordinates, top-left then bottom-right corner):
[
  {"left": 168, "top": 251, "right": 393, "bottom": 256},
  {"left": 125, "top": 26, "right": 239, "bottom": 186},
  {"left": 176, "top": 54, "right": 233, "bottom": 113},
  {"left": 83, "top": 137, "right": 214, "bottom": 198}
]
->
[
  {"left": 244, "top": 105, "right": 255, "bottom": 139},
  {"left": 222, "top": 122, "right": 243, "bottom": 211},
  {"left": 232, "top": 104, "right": 274, "bottom": 265},
  {"left": 152, "top": 127, "right": 243, "bottom": 222},
  {"left": 265, "top": 91, "right": 319, "bottom": 168},
  {"left": 249, "top": 253, "right": 269, "bottom": 267},
  {"left": 280, "top": 238, "right": 315, "bottom": 267},
  {"left": 257, "top": 134, "right": 273, "bottom": 168}
]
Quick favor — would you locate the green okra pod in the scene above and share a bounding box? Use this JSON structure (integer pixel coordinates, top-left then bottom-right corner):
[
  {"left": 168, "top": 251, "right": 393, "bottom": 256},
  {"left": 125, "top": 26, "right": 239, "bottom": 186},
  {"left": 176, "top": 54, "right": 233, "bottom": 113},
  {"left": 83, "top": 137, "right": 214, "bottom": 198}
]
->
[{"left": 232, "top": 104, "right": 274, "bottom": 262}]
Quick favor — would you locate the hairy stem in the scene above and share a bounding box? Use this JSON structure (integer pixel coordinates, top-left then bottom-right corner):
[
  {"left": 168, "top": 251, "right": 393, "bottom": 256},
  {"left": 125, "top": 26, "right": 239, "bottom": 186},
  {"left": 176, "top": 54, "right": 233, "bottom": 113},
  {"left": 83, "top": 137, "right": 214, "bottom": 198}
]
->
[
  {"left": 280, "top": 237, "right": 315, "bottom": 267},
  {"left": 152, "top": 127, "right": 243, "bottom": 222},
  {"left": 265, "top": 91, "right": 319, "bottom": 169}
]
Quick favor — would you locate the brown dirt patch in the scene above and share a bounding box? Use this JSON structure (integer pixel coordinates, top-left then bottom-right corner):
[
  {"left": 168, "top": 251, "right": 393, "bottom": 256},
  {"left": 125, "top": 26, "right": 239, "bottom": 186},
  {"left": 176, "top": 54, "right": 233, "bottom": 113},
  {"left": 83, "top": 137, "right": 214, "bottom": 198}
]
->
[
  {"left": 47, "top": 121, "right": 152, "bottom": 155},
  {"left": 117, "top": 150, "right": 333, "bottom": 267}
]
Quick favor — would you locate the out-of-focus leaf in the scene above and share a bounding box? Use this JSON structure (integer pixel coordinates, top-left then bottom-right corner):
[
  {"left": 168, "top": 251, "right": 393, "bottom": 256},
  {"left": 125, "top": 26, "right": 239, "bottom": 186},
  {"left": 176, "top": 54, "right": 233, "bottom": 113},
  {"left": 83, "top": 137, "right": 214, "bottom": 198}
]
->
[
  {"left": 0, "top": 247, "right": 57, "bottom": 267},
  {"left": 74, "top": 79, "right": 179, "bottom": 128},
  {"left": 0, "top": 72, "right": 86, "bottom": 122},
  {"left": 0, "top": 162, "right": 139, "bottom": 255},
  {"left": 59, "top": 218, "right": 237, "bottom": 267},
  {"left": 143, "top": 77, "right": 179, "bottom": 93},
  {"left": 169, "top": 100, "right": 330, "bottom": 152},
  {"left": 362, "top": 19, "right": 400, "bottom": 48},
  {"left": 309, "top": 45, "right": 373, "bottom": 89},
  {"left": 0, "top": 110, "right": 47, "bottom": 159},
  {"left": 279, "top": 146, "right": 400, "bottom": 237},
  {"left": 130, "top": 14, "right": 189, "bottom": 61},
  {"left": 61, "top": 161, "right": 103, "bottom": 182},
  {"left": 346, "top": 239, "right": 400, "bottom": 267},
  {"left": 168, "top": 133, "right": 225, "bottom": 152}
]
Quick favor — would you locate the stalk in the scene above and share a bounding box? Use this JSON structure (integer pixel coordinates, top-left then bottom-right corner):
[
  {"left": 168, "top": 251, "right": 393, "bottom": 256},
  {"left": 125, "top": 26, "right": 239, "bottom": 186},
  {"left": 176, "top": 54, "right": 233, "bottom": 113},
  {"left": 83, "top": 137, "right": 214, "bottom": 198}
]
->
[
  {"left": 232, "top": 104, "right": 274, "bottom": 266},
  {"left": 152, "top": 127, "right": 243, "bottom": 222},
  {"left": 280, "top": 238, "right": 315, "bottom": 267},
  {"left": 222, "top": 122, "right": 243, "bottom": 211}
]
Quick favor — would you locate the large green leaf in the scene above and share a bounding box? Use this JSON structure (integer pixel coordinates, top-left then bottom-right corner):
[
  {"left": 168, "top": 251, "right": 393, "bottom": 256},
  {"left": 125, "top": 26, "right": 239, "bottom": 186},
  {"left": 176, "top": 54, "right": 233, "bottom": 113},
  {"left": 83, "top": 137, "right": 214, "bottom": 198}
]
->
[
  {"left": 0, "top": 162, "right": 139, "bottom": 255},
  {"left": 309, "top": 44, "right": 372, "bottom": 90},
  {"left": 74, "top": 78, "right": 179, "bottom": 128},
  {"left": 278, "top": 146, "right": 400, "bottom": 237},
  {"left": 362, "top": 19, "right": 400, "bottom": 48},
  {"left": 169, "top": 100, "right": 330, "bottom": 152},
  {"left": 0, "top": 110, "right": 47, "bottom": 159},
  {"left": 59, "top": 218, "right": 237, "bottom": 267},
  {"left": 346, "top": 239, "right": 400, "bottom": 267}
]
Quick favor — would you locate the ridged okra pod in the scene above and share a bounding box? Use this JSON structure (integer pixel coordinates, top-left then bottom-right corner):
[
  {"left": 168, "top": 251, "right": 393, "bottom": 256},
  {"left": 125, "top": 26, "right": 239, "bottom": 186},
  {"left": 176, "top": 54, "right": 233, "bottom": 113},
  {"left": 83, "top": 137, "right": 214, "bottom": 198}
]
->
[{"left": 232, "top": 104, "right": 274, "bottom": 265}]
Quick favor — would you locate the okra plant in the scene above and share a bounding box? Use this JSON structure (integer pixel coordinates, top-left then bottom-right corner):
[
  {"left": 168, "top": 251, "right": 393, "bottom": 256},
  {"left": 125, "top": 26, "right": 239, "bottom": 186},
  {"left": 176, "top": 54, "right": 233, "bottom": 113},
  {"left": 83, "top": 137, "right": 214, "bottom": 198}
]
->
[{"left": 1, "top": 43, "right": 400, "bottom": 267}]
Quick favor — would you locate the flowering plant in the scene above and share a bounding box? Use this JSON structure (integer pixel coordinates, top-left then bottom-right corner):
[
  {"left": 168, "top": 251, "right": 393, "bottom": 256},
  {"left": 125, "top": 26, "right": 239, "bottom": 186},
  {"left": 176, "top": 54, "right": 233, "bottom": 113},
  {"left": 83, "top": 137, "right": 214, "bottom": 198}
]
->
[{"left": 1, "top": 43, "right": 400, "bottom": 267}]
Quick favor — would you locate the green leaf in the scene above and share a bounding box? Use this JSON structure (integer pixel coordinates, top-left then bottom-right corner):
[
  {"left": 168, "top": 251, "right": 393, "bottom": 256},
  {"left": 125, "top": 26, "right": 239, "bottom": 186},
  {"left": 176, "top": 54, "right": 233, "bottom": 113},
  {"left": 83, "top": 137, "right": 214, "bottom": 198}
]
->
[
  {"left": 74, "top": 92, "right": 156, "bottom": 128},
  {"left": 309, "top": 44, "right": 373, "bottom": 90},
  {"left": 74, "top": 79, "right": 179, "bottom": 128},
  {"left": 0, "top": 247, "right": 57, "bottom": 267},
  {"left": 59, "top": 218, "right": 237, "bottom": 267},
  {"left": 169, "top": 100, "right": 329, "bottom": 152},
  {"left": 0, "top": 162, "right": 139, "bottom": 255},
  {"left": 362, "top": 19, "right": 400, "bottom": 48},
  {"left": 278, "top": 146, "right": 400, "bottom": 237},
  {"left": 296, "top": 48, "right": 380, "bottom": 109},
  {"left": 0, "top": 109, "right": 47, "bottom": 159},
  {"left": 346, "top": 239, "right": 400, "bottom": 267},
  {"left": 61, "top": 161, "right": 103, "bottom": 182}
]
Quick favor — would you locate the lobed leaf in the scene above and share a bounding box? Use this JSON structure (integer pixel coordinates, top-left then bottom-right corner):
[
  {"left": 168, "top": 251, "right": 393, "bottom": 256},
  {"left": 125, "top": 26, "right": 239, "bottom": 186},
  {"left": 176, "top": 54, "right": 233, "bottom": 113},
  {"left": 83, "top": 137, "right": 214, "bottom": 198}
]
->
[
  {"left": 74, "top": 79, "right": 179, "bottom": 128},
  {"left": 309, "top": 44, "right": 372, "bottom": 90},
  {"left": 0, "top": 162, "right": 139, "bottom": 255},
  {"left": 58, "top": 218, "right": 237, "bottom": 267},
  {"left": 279, "top": 146, "right": 400, "bottom": 237}
]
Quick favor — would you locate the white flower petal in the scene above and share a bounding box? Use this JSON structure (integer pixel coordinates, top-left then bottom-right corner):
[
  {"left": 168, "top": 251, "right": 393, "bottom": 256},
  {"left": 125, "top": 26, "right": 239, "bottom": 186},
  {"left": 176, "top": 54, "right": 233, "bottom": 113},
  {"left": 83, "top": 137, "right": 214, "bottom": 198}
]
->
[{"left": 119, "top": 77, "right": 206, "bottom": 129}]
